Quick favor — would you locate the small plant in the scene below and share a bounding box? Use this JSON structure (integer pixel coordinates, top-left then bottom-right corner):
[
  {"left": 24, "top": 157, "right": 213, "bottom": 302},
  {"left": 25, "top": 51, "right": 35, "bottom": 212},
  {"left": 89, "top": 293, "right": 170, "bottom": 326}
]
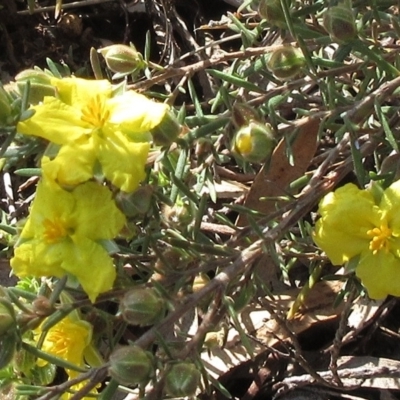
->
[{"left": 2, "top": 0, "right": 400, "bottom": 398}]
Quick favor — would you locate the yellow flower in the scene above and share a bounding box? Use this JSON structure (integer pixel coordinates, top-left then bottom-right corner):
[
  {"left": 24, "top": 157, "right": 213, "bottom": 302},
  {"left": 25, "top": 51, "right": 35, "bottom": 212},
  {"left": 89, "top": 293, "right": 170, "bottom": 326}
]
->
[
  {"left": 34, "top": 316, "right": 97, "bottom": 399},
  {"left": 11, "top": 179, "right": 126, "bottom": 302},
  {"left": 313, "top": 181, "right": 400, "bottom": 299},
  {"left": 35, "top": 316, "right": 92, "bottom": 371},
  {"left": 17, "top": 77, "right": 169, "bottom": 192}
]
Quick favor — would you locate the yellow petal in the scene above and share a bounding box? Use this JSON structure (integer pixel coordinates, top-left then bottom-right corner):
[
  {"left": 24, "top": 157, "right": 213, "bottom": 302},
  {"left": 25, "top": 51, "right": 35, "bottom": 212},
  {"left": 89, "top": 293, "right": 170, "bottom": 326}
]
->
[
  {"left": 41, "top": 140, "right": 97, "bottom": 188},
  {"left": 19, "top": 180, "right": 75, "bottom": 239},
  {"left": 11, "top": 240, "right": 65, "bottom": 278},
  {"left": 17, "top": 97, "right": 90, "bottom": 144},
  {"left": 97, "top": 130, "right": 150, "bottom": 192},
  {"left": 63, "top": 236, "right": 116, "bottom": 302},
  {"left": 313, "top": 184, "right": 381, "bottom": 264},
  {"left": 356, "top": 250, "right": 400, "bottom": 299},
  {"left": 313, "top": 222, "right": 369, "bottom": 265},
  {"left": 107, "top": 91, "right": 169, "bottom": 135},
  {"left": 72, "top": 182, "right": 126, "bottom": 239},
  {"left": 380, "top": 179, "right": 400, "bottom": 235},
  {"left": 51, "top": 77, "right": 112, "bottom": 109}
]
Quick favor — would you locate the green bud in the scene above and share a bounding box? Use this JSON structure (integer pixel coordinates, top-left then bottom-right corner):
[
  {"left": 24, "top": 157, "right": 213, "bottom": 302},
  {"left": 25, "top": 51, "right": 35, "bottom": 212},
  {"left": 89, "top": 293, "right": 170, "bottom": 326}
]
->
[
  {"left": 98, "top": 44, "right": 145, "bottom": 74},
  {"left": 116, "top": 185, "right": 154, "bottom": 217},
  {"left": 258, "top": 0, "right": 291, "bottom": 28},
  {"left": 323, "top": 4, "right": 357, "bottom": 43},
  {"left": 164, "top": 362, "right": 201, "bottom": 397},
  {"left": 232, "top": 121, "right": 276, "bottom": 163},
  {"left": 108, "top": 345, "right": 154, "bottom": 386},
  {"left": 0, "top": 299, "right": 15, "bottom": 336},
  {"left": 150, "top": 110, "right": 181, "bottom": 146},
  {"left": 120, "top": 287, "right": 165, "bottom": 326},
  {"left": 15, "top": 69, "right": 55, "bottom": 104},
  {"left": 267, "top": 45, "right": 306, "bottom": 81}
]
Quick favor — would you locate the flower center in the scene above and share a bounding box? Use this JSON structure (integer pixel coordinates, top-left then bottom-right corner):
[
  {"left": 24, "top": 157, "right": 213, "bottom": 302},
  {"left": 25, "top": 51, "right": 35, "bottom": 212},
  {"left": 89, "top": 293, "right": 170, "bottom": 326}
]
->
[
  {"left": 43, "top": 218, "right": 72, "bottom": 243},
  {"left": 367, "top": 223, "right": 392, "bottom": 254},
  {"left": 81, "top": 95, "right": 110, "bottom": 128},
  {"left": 48, "top": 329, "right": 72, "bottom": 357}
]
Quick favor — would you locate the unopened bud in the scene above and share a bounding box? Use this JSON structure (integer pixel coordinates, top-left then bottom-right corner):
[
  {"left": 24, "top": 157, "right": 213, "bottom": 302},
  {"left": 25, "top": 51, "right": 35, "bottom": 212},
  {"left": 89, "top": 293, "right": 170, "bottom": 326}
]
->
[
  {"left": 109, "top": 345, "right": 154, "bottom": 386},
  {"left": 32, "top": 296, "right": 55, "bottom": 317},
  {"left": 120, "top": 287, "right": 165, "bottom": 326},
  {"left": 15, "top": 69, "right": 55, "bottom": 104},
  {"left": 232, "top": 121, "right": 276, "bottom": 163},
  {"left": 164, "top": 362, "right": 201, "bottom": 397},
  {"left": 258, "top": 0, "right": 291, "bottom": 28},
  {"left": 0, "top": 300, "right": 15, "bottom": 336},
  {"left": 116, "top": 185, "right": 153, "bottom": 217},
  {"left": 98, "top": 44, "right": 145, "bottom": 74},
  {"left": 267, "top": 46, "right": 305, "bottom": 81},
  {"left": 323, "top": 4, "right": 357, "bottom": 43},
  {"left": 150, "top": 110, "right": 181, "bottom": 146}
]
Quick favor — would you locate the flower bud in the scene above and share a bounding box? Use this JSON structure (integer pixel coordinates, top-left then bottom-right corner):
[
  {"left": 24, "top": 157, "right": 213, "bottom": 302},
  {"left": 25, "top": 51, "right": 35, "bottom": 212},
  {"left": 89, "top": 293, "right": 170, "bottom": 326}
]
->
[
  {"left": 150, "top": 110, "right": 181, "bottom": 147},
  {"left": 267, "top": 45, "right": 305, "bottom": 81},
  {"left": 0, "top": 300, "right": 15, "bottom": 336},
  {"left": 164, "top": 362, "right": 201, "bottom": 397},
  {"left": 120, "top": 287, "right": 165, "bottom": 326},
  {"left": 32, "top": 295, "right": 55, "bottom": 317},
  {"left": 15, "top": 69, "right": 55, "bottom": 104},
  {"left": 109, "top": 345, "right": 154, "bottom": 386},
  {"left": 232, "top": 121, "right": 276, "bottom": 163},
  {"left": 98, "top": 44, "right": 145, "bottom": 74},
  {"left": 116, "top": 185, "right": 153, "bottom": 217},
  {"left": 323, "top": 5, "right": 357, "bottom": 43},
  {"left": 258, "top": 0, "right": 291, "bottom": 28}
]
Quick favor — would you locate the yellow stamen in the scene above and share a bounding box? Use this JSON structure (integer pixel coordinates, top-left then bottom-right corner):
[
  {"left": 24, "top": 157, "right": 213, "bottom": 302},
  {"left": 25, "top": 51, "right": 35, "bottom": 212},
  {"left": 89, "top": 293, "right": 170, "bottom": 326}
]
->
[
  {"left": 42, "top": 218, "right": 70, "bottom": 243},
  {"left": 81, "top": 95, "right": 110, "bottom": 128},
  {"left": 367, "top": 223, "right": 392, "bottom": 254}
]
